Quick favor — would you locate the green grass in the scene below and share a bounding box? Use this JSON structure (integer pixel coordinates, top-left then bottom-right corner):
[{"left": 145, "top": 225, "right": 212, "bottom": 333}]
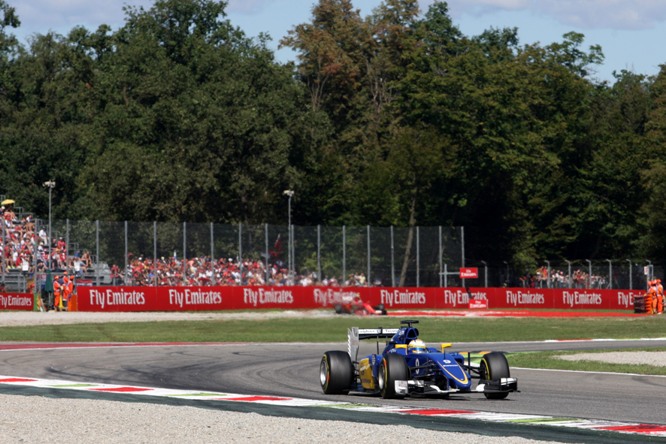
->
[
  {"left": 1, "top": 314, "right": 664, "bottom": 375},
  {"left": 0, "top": 315, "right": 663, "bottom": 343},
  {"left": 508, "top": 348, "right": 666, "bottom": 376}
]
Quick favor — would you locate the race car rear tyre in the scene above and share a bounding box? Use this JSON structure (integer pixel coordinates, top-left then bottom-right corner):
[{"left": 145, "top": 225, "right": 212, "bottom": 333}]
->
[
  {"left": 320, "top": 351, "right": 354, "bottom": 394},
  {"left": 480, "top": 352, "right": 510, "bottom": 400},
  {"left": 378, "top": 353, "right": 409, "bottom": 399}
]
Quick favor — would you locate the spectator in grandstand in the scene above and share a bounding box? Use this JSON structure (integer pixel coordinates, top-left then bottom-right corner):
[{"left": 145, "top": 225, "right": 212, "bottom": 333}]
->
[
  {"left": 2, "top": 204, "right": 16, "bottom": 226},
  {"left": 23, "top": 215, "right": 35, "bottom": 233},
  {"left": 56, "top": 237, "right": 66, "bottom": 252},
  {"left": 72, "top": 254, "right": 84, "bottom": 278},
  {"left": 20, "top": 252, "right": 30, "bottom": 276},
  {"left": 110, "top": 264, "right": 122, "bottom": 285},
  {"left": 38, "top": 227, "right": 48, "bottom": 245},
  {"left": 81, "top": 250, "right": 92, "bottom": 268}
]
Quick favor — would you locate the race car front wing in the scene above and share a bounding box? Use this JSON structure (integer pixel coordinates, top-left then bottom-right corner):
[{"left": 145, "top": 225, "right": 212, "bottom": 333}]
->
[
  {"left": 394, "top": 377, "right": 518, "bottom": 396},
  {"left": 475, "top": 377, "right": 519, "bottom": 394}
]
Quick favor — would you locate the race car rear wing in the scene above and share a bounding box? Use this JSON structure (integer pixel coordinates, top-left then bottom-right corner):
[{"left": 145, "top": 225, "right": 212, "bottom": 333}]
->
[{"left": 348, "top": 327, "right": 399, "bottom": 361}]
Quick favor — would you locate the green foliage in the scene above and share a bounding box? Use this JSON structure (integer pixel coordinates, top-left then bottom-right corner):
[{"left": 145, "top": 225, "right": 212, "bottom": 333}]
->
[{"left": 1, "top": 0, "right": 666, "bottom": 272}]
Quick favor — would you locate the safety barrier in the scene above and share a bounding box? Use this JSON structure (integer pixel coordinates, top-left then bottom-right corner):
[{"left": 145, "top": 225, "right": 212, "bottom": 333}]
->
[{"left": 2, "top": 286, "right": 647, "bottom": 312}]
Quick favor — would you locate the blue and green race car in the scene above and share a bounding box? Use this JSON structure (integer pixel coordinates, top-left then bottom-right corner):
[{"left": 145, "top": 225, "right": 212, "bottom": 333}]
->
[{"left": 319, "top": 320, "right": 518, "bottom": 399}]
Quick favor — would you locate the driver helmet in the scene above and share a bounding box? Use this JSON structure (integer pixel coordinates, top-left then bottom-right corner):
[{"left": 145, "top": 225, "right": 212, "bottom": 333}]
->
[{"left": 408, "top": 339, "right": 427, "bottom": 354}]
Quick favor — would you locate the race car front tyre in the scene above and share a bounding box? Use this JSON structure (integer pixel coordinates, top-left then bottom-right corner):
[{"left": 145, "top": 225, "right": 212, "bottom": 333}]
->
[
  {"left": 378, "top": 353, "right": 409, "bottom": 399},
  {"left": 320, "top": 351, "right": 354, "bottom": 394},
  {"left": 480, "top": 352, "right": 510, "bottom": 400}
]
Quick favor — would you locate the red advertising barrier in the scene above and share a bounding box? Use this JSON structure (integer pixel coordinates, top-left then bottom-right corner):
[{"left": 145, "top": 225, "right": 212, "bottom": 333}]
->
[
  {"left": 0, "top": 293, "right": 34, "bottom": 311},
  {"left": 72, "top": 286, "right": 644, "bottom": 312}
]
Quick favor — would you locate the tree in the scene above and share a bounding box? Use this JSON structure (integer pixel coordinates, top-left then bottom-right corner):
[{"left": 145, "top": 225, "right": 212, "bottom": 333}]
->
[
  {"left": 1, "top": 29, "right": 97, "bottom": 218},
  {"left": 0, "top": 0, "right": 22, "bottom": 198},
  {"left": 639, "top": 65, "right": 666, "bottom": 257},
  {"left": 281, "top": 0, "right": 372, "bottom": 123},
  {"left": 79, "top": 0, "right": 311, "bottom": 223},
  {"left": 573, "top": 71, "right": 651, "bottom": 258}
]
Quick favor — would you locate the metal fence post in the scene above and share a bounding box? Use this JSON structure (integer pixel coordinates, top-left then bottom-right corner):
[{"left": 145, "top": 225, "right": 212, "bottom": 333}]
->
[
  {"left": 626, "top": 259, "right": 632, "bottom": 290},
  {"left": 317, "top": 225, "right": 321, "bottom": 284},
  {"left": 183, "top": 221, "right": 187, "bottom": 285},
  {"left": 565, "top": 260, "right": 571, "bottom": 288},
  {"left": 367, "top": 225, "right": 371, "bottom": 286},
  {"left": 238, "top": 223, "right": 243, "bottom": 284},
  {"left": 1, "top": 219, "right": 5, "bottom": 288},
  {"left": 153, "top": 221, "right": 157, "bottom": 287},
  {"left": 585, "top": 259, "right": 592, "bottom": 288},
  {"left": 461, "top": 227, "right": 466, "bottom": 288},
  {"left": 390, "top": 226, "right": 395, "bottom": 287},
  {"left": 438, "top": 226, "right": 443, "bottom": 287},
  {"left": 264, "top": 223, "right": 269, "bottom": 284},
  {"left": 416, "top": 226, "right": 420, "bottom": 287},
  {"left": 32, "top": 220, "right": 38, "bottom": 290},
  {"left": 646, "top": 260, "right": 652, "bottom": 288},
  {"left": 606, "top": 259, "right": 612, "bottom": 289},
  {"left": 95, "top": 220, "right": 100, "bottom": 286},
  {"left": 342, "top": 225, "right": 346, "bottom": 284},
  {"left": 66, "top": 219, "right": 70, "bottom": 273},
  {"left": 290, "top": 223, "right": 295, "bottom": 279},
  {"left": 481, "top": 260, "right": 487, "bottom": 287},
  {"left": 124, "top": 221, "right": 128, "bottom": 285},
  {"left": 211, "top": 222, "right": 216, "bottom": 285}
]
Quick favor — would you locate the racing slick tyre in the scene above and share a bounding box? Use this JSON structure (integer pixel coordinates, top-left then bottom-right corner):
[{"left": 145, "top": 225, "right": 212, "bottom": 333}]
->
[
  {"left": 480, "top": 352, "right": 511, "bottom": 400},
  {"left": 378, "top": 353, "right": 409, "bottom": 399},
  {"left": 334, "top": 304, "right": 343, "bottom": 314},
  {"left": 320, "top": 351, "right": 354, "bottom": 394}
]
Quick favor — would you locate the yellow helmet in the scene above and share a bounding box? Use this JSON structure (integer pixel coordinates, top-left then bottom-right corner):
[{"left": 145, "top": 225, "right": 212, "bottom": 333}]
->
[{"left": 408, "top": 339, "right": 427, "bottom": 354}]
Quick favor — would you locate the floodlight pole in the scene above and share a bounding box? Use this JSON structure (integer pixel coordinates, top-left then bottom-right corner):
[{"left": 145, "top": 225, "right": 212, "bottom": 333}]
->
[
  {"left": 43, "top": 180, "right": 56, "bottom": 271},
  {"left": 283, "top": 190, "right": 294, "bottom": 279},
  {"left": 626, "top": 259, "right": 632, "bottom": 290}
]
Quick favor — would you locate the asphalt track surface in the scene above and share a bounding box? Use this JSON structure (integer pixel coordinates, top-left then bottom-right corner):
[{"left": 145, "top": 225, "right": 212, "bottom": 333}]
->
[{"left": 1, "top": 339, "right": 666, "bottom": 442}]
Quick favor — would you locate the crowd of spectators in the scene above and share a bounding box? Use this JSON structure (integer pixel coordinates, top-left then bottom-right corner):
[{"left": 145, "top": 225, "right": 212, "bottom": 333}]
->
[
  {"left": 119, "top": 255, "right": 274, "bottom": 286},
  {"left": 1, "top": 199, "right": 627, "bottom": 290},
  {"left": 115, "top": 254, "right": 370, "bottom": 287},
  {"left": 1, "top": 202, "right": 93, "bottom": 277},
  {"left": 523, "top": 266, "right": 608, "bottom": 289},
  {"left": 1, "top": 199, "right": 373, "bottom": 287},
  {"left": 1, "top": 200, "right": 371, "bottom": 287}
]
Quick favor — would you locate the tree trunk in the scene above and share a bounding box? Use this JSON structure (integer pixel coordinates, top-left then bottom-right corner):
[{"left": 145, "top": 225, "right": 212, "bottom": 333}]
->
[{"left": 399, "top": 192, "right": 417, "bottom": 286}]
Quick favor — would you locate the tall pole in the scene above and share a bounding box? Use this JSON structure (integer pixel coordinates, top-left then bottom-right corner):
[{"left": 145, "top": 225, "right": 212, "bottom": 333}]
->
[
  {"left": 626, "top": 259, "right": 632, "bottom": 290},
  {"left": 481, "top": 260, "right": 487, "bottom": 288},
  {"left": 43, "top": 180, "right": 56, "bottom": 271},
  {"left": 283, "top": 190, "right": 294, "bottom": 279},
  {"left": 565, "top": 260, "right": 572, "bottom": 288}
]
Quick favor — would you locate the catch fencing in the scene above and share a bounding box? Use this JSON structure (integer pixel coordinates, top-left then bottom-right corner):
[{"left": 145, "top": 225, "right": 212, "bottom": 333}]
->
[
  {"left": 1, "top": 218, "right": 660, "bottom": 292},
  {"left": 12, "top": 220, "right": 464, "bottom": 289},
  {"left": 466, "top": 260, "right": 658, "bottom": 292}
]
